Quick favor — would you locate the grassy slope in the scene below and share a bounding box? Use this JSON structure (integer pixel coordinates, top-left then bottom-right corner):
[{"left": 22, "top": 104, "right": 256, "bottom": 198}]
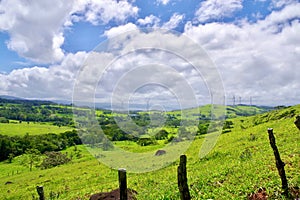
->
[
  {"left": 169, "top": 105, "right": 270, "bottom": 119},
  {"left": 0, "top": 121, "right": 72, "bottom": 136},
  {"left": 0, "top": 106, "right": 299, "bottom": 199}
]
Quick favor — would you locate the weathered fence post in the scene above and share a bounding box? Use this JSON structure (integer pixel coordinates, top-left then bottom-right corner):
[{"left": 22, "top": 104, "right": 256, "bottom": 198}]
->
[
  {"left": 36, "top": 185, "right": 45, "bottom": 200},
  {"left": 118, "top": 168, "right": 127, "bottom": 200},
  {"left": 267, "top": 128, "right": 289, "bottom": 196},
  {"left": 178, "top": 155, "right": 191, "bottom": 200},
  {"left": 294, "top": 115, "right": 300, "bottom": 130}
]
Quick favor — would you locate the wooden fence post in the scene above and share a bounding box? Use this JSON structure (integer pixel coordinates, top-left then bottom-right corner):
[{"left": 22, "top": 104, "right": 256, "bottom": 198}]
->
[
  {"left": 267, "top": 128, "right": 289, "bottom": 196},
  {"left": 178, "top": 155, "right": 191, "bottom": 200},
  {"left": 118, "top": 168, "right": 127, "bottom": 200},
  {"left": 36, "top": 185, "right": 45, "bottom": 200}
]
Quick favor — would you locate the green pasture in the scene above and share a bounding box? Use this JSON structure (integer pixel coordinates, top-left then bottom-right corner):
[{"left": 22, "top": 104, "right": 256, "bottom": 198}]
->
[
  {"left": 0, "top": 121, "right": 72, "bottom": 136},
  {"left": 169, "top": 104, "right": 270, "bottom": 119}
]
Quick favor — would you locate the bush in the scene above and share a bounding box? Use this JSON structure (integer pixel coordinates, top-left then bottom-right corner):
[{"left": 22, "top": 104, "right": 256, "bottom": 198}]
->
[
  {"left": 154, "top": 129, "right": 169, "bottom": 140},
  {"left": 197, "top": 123, "right": 209, "bottom": 135},
  {"left": 41, "top": 151, "right": 71, "bottom": 169},
  {"left": 0, "top": 117, "right": 9, "bottom": 123},
  {"left": 137, "top": 137, "right": 157, "bottom": 146},
  {"left": 223, "top": 120, "right": 233, "bottom": 130}
]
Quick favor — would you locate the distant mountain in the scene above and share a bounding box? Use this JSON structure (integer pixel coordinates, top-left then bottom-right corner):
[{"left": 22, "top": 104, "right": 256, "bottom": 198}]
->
[
  {"left": 0, "top": 95, "right": 25, "bottom": 100},
  {"left": 0, "top": 96, "right": 55, "bottom": 105},
  {"left": 52, "top": 99, "right": 72, "bottom": 105}
]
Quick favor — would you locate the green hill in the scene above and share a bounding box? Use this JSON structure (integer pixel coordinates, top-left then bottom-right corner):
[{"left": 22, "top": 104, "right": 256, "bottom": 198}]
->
[
  {"left": 169, "top": 104, "right": 272, "bottom": 120},
  {"left": 0, "top": 104, "right": 299, "bottom": 199}
]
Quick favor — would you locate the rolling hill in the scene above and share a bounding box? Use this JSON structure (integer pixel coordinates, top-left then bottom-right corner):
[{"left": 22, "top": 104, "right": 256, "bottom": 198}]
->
[{"left": 0, "top": 104, "right": 299, "bottom": 199}]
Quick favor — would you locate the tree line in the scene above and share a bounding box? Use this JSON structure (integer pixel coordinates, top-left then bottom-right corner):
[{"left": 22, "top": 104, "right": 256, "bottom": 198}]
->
[
  {"left": 0, "top": 130, "right": 81, "bottom": 162},
  {"left": 0, "top": 98, "right": 74, "bottom": 126}
]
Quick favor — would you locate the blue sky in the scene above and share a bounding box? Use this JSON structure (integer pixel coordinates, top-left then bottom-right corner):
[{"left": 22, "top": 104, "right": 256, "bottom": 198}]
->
[{"left": 0, "top": 0, "right": 299, "bottom": 106}]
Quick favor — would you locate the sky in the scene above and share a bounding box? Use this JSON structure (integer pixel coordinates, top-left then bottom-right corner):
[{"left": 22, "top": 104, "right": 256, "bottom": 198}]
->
[{"left": 0, "top": 0, "right": 299, "bottom": 108}]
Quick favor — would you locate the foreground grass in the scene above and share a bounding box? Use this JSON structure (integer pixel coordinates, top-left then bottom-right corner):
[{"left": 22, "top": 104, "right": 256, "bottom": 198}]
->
[
  {"left": 0, "top": 106, "right": 299, "bottom": 199},
  {"left": 0, "top": 121, "right": 72, "bottom": 136}
]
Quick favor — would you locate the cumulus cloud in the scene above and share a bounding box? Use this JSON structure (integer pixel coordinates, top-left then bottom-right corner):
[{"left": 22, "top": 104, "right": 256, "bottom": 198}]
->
[
  {"left": 0, "top": 0, "right": 73, "bottom": 63},
  {"left": 185, "top": 3, "right": 300, "bottom": 105},
  {"left": 195, "top": 0, "right": 243, "bottom": 23},
  {"left": 0, "top": 0, "right": 138, "bottom": 64},
  {"left": 137, "top": 15, "right": 161, "bottom": 27},
  {"left": 261, "top": 2, "right": 300, "bottom": 33},
  {"left": 104, "top": 23, "right": 138, "bottom": 38},
  {"left": 101, "top": 29, "right": 222, "bottom": 106},
  {"left": 270, "top": 0, "right": 298, "bottom": 9},
  {"left": 162, "top": 13, "right": 184, "bottom": 30},
  {"left": 0, "top": 52, "right": 88, "bottom": 100},
  {"left": 70, "top": 28, "right": 224, "bottom": 109},
  {"left": 71, "top": 0, "right": 139, "bottom": 25}
]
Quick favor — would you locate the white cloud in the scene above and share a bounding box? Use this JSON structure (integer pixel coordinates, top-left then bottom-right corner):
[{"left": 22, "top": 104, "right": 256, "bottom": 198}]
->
[
  {"left": 137, "top": 13, "right": 184, "bottom": 30},
  {"left": 185, "top": 3, "right": 300, "bottom": 105},
  {"left": 104, "top": 23, "right": 138, "bottom": 38},
  {"left": 270, "top": 0, "right": 298, "bottom": 9},
  {"left": 71, "top": 29, "right": 223, "bottom": 108},
  {"left": 0, "top": 52, "right": 88, "bottom": 100},
  {"left": 261, "top": 2, "right": 300, "bottom": 33},
  {"left": 137, "top": 15, "right": 161, "bottom": 27},
  {"left": 195, "top": 0, "right": 243, "bottom": 23},
  {"left": 0, "top": 0, "right": 73, "bottom": 63},
  {"left": 0, "top": 0, "right": 138, "bottom": 64},
  {"left": 72, "top": 0, "right": 139, "bottom": 25},
  {"left": 0, "top": 40, "right": 202, "bottom": 106},
  {"left": 162, "top": 13, "right": 184, "bottom": 30},
  {"left": 156, "top": 0, "right": 171, "bottom": 6}
]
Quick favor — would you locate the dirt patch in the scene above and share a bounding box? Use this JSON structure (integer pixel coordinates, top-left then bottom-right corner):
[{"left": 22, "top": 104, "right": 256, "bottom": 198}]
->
[
  {"left": 248, "top": 188, "right": 268, "bottom": 200},
  {"left": 90, "top": 188, "right": 137, "bottom": 200}
]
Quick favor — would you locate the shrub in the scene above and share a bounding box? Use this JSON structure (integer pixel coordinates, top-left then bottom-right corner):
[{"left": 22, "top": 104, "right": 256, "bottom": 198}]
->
[
  {"left": 0, "top": 117, "right": 9, "bottom": 123},
  {"left": 223, "top": 120, "right": 233, "bottom": 130},
  {"left": 197, "top": 123, "right": 209, "bottom": 135},
  {"left": 41, "top": 151, "right": 71, "bottom": 169},
  {"left": 137, "top": 137, "right": 157, "bottom": 146},
  {"left": 154, "top": 129, "right": 169, "bottom": 140}
]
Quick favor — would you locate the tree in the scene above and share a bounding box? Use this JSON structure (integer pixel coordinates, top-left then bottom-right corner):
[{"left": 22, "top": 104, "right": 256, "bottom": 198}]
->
[
  {"left": 197, "top": 123, "right": 209, "bottom": 135},
  {"left": 155, "top": 129, "right": 169, "bottom": 140},
  {"left": 22, "top": 149, "right": 41, "bottom": 171},
  {"left": 223, "top": 120, "right": 233, "bottom": 130},
  {"left": 40, "top": 108, "right": 51, "bottom": 117},
  {"left": 137, "top": 136, "right": 157, "bottom": 146}
]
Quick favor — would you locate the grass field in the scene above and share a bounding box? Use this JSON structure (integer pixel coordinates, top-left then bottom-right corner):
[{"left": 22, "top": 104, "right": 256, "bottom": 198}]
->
[
  {"left": 0, "top": 121, "right": 73, "bottom": 136},
  {"left": 169, "top": 104, "right": 271, "bottom": 119},
  {"left": 0, "top": 105, "right": 299, "bottom": 199}
]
